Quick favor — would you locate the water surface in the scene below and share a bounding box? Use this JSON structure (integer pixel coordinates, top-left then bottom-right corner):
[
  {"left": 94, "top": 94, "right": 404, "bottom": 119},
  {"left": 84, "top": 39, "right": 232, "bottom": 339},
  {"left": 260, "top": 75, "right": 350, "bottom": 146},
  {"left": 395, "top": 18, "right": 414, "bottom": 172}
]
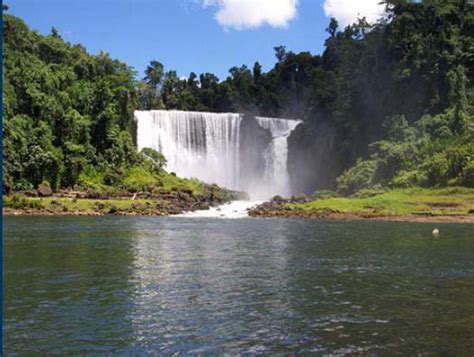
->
[{"left": 4, "top": 216, "right": 474, "bottom": 355}]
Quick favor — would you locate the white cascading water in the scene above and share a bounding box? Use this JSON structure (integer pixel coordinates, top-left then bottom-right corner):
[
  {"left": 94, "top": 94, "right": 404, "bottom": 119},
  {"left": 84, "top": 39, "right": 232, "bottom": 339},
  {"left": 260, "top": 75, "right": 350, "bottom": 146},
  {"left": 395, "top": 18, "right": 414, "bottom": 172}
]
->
[
  {"left": 135, "top": 110, "right": 241, "bottom": 190},
  {"left": 255, "top": 116, "right": 302, "bottom": 198},
  {"left": 135, "top": 110, "right": 301, "bottom": 201}
]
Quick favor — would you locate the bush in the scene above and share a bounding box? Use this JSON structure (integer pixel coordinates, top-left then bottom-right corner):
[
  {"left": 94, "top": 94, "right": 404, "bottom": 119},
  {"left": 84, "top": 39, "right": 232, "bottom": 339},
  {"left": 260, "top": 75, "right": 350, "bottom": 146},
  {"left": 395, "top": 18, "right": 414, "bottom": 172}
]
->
[
  {"left": 158, "top": 173, "right": 203, "bottom": 194},
  {"left": 445, "top": 146, "right": 470, "bottom": 179},
  {"left": 140, "top": 148, "right": 167, "bottom": 173},
  {"left": 423, "top": 153, "right": 449, "bottom": 186},
  {"left": 3, "top": 195, "right": 44, "bottom": 209},
  {"left": 391, "top": 170, "right": 427, "bottom": 188},
  {"left": 77, "top": 166, "right": 108, "bottom": 193},
  {"left": 462, "top": 161, "right": 474, "bottom": 187},
  {"left": 416, "top": 113, "right": 453, "bottom": 139},
  {"left": 13, "top": 178, "right": 34, "bottom": 191},
  {"left": 122, "top": 166, "right": 159, "bottom": 192},
  {"left": 336, "top": 160, "right": 377, "bottom": 195},
  {"left": 103, "top": 169, "right": 122, "bottom": 186}
]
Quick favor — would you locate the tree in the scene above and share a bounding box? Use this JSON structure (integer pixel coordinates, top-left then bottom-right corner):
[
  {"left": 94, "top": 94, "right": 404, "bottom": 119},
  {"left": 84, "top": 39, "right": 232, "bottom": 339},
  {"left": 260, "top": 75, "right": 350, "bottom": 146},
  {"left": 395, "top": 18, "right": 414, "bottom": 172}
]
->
[
  {"left": 144, "top": 60, "right": 164, "bottom": 90},
  {"left": 274, "top": 46, "right": 288, "bottom": 63},
  {"left": 140, "top": 147, "right": 167, "bottom": 172},
  {"left": 326, "top": 17, "right": 338, "bottom": 38}
]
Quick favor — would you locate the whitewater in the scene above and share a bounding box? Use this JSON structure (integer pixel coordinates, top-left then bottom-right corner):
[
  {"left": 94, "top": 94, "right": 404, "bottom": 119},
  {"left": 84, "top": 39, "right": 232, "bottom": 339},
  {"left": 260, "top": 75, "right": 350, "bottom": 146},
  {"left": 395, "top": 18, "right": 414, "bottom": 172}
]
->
[{"left": 135, "top": 110, "right": 301, "bottom": 217}]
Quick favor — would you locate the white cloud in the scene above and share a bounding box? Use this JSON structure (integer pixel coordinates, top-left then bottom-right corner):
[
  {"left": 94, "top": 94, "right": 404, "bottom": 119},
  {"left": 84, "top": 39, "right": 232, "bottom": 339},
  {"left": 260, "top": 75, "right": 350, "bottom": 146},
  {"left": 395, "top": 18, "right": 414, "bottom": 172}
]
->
[
  {"left": 202, "top": 0, "right": 298, "bottom": 30},
  {"left": 322, "top": 0, "right": 385, "bottom": 27}
]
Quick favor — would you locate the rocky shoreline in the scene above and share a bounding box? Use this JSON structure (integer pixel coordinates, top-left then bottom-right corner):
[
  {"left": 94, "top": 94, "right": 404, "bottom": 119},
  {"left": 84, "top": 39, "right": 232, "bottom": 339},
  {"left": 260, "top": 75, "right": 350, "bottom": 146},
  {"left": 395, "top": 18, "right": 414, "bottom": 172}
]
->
[
  {"left": 4, "top": 189, "right": 474, "bottom": 224},
  {"left": 3, "top": 185, "right": 248, "bottom": 217}
]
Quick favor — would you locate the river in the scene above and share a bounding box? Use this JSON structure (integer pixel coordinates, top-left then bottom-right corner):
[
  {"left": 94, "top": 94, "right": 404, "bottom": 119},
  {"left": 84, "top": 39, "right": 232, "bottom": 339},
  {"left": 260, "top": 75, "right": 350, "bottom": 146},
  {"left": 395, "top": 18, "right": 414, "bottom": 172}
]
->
[{"left": 4, "top": 216, "right": 474, "bottom": 355}]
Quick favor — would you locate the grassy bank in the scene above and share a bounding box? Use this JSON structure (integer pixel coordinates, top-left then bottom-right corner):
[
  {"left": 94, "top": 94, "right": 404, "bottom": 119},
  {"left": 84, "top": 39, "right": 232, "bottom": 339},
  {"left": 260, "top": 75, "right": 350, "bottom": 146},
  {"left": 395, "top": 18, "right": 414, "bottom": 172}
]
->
[
  {"left": 75, "top": 166, "right": 207, "bottom": 198},
  {"left": 250, "top": 187, "right": 474, "bottom": 223},
  {"left": 3, "top": 196, "right": 166, "bottom": 216},
  {"left": 3, "top": 180, "right": 246, "bottom": 216}
]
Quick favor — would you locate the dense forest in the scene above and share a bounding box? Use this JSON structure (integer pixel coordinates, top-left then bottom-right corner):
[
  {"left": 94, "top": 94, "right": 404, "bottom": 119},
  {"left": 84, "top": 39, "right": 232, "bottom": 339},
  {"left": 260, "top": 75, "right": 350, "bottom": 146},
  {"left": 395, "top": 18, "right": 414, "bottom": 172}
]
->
[{"left": 2, "top": 0, "right": 474, "bottom": 196}]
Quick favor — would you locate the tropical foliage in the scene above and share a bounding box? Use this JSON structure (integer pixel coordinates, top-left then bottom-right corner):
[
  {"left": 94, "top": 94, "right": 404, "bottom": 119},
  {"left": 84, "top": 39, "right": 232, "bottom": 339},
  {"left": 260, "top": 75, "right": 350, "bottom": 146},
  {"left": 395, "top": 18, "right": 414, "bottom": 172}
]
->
[{"left": 3, "top": 0, "right": 473, "bottom": 194}]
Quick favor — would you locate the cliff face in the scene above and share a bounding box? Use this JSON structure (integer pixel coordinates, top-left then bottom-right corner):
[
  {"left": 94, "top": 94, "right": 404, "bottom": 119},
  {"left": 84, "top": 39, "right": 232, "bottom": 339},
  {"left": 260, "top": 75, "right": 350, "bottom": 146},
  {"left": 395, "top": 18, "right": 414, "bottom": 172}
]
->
[
  {"left": 239, "top": 114, "right": 273, "bottom": 189},
  {"left": 287, "top": 120, "right": 343, "bottom": 195}
]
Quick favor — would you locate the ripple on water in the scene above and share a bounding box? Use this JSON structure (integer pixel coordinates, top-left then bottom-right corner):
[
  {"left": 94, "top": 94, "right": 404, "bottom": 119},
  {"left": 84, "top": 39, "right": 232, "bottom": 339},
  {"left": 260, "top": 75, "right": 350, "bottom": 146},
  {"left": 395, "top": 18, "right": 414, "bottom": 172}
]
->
[{"left": 3, "top": 216, "right": 474, "bottom": 355}]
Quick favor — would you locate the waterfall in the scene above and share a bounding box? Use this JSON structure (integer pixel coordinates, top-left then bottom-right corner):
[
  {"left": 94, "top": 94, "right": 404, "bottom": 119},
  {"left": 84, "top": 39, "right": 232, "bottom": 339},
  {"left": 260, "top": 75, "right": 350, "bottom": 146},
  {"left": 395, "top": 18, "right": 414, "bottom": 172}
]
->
[
  {"left": 135, "top": 110, "right": 300, "bottom": 199},
  {"left": 255, "top": 117, "right": 302, "bottom": 198},
  {"left": 135, "top": 110, "right": 241, "bottom": 190}
]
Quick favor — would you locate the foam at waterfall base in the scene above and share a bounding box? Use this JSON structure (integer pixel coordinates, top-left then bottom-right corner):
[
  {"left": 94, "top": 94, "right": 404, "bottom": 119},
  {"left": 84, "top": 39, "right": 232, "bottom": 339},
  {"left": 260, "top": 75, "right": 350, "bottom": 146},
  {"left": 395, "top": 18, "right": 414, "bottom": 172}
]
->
[{"left": 177, "top": 201, "right": 262, "bottom": 219}]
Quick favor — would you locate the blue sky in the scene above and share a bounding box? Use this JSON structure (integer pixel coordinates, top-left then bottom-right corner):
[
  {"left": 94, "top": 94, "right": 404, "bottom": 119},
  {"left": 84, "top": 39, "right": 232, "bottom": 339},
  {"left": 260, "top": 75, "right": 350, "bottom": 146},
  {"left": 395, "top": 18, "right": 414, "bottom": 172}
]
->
[{"left": 8, "top": 0, "right": 385, "bottom": 80}]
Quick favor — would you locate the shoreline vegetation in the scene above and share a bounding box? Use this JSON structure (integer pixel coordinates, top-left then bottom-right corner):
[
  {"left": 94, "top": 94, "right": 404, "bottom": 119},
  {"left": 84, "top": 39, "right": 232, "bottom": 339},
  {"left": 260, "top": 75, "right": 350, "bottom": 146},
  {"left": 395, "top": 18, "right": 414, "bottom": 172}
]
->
[
  {"left": 4, "top": 187, "right": 474, "bottom": 224},
  {"left": 2, "top": 183, "right": 248, "bottom": 217},
  {"left": 248, "top": 187, "right": 474, "bottom": 224}
]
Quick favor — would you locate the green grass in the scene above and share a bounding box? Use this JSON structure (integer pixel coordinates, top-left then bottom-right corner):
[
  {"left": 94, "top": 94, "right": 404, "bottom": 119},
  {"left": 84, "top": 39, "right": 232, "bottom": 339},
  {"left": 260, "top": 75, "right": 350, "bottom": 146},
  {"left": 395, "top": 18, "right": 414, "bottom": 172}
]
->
[
  {"left": 122, "top": 166, "right": 159, "bottom": 192},
  {"left": 7, "top": 187, "right": 472, "bottom": 218},
  {"left": 77, "top": 165, "right": 206, "bottom": 196},
  {"left": 2, "top": 196, "right": 167, "bottom": 214},
  {"left": 287, "top": 187, "right": 474, "bottom": 216},
  {"left": 3, "top": 195, "right": 45, "bottom": 209},
  {"left": 158, "top": 172, "right": 204, "bottom": 195}
]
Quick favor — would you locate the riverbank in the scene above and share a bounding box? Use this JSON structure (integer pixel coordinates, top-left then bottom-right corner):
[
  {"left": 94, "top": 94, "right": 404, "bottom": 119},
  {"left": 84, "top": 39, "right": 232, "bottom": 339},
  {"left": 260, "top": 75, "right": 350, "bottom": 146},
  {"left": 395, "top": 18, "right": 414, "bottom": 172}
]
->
[
  {"left": 3, "top": 186, "right": 247, "bottom": 216},
  {"left": 249, "top": 187, "right": 474, "bottom": 223},
  {"left": 4, "top": 187, "right": 474, "bottom": 223}
]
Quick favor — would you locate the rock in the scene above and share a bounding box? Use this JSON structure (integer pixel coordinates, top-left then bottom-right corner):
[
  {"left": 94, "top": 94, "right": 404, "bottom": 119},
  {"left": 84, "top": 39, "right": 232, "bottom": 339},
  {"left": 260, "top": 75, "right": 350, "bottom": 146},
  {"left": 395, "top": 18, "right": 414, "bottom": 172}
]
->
[
  {"left": 290, "top": 193, "right": 308, "bottom": 203},
  {"left": 108, "top": 205, "right": 118, "bottom": 214},
  {"left": 85, "top": 190, "right": 100, "bottom": 199},
  {"left": 271, "top": 195, "right": 286, "bottom": 204},
  {"left": 199, "top": 202, "right": 210, "bottom": 210},
  {"left": 37, "top": 184, "right": 52, "bottom": 197},
  {"left": 177, "top": 190, "right": 192, "bottom": 203}
]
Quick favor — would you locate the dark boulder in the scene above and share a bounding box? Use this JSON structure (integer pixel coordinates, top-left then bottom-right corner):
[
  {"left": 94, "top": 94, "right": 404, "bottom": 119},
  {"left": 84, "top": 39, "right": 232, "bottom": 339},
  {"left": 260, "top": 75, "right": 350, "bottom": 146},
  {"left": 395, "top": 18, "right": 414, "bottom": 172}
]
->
[
  {"left": 290, "top": 193, "right": 308, "bottom": 203},
  {"left": 271, "top": 195, "right": 286, "bottom": 204},
  {"left": 37, "top": 184, "right": 52, "bottom": 197},
  {"left": 198, "top": 202, "right": 210, "bottom": 210}
]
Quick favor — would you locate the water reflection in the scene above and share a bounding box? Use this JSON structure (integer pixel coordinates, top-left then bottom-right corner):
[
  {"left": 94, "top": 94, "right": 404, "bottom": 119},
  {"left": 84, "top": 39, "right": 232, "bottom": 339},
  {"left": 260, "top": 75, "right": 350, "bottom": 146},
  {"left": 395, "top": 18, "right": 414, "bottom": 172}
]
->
[
  {"left": 4, "top": 217, "right": 474, "bottom": 355},
  {"left": 4, "top": 217, "right": 139, "bottom": 354},
  {"left": 125, "top": 218, "right": 292, "bottom": 354}
]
